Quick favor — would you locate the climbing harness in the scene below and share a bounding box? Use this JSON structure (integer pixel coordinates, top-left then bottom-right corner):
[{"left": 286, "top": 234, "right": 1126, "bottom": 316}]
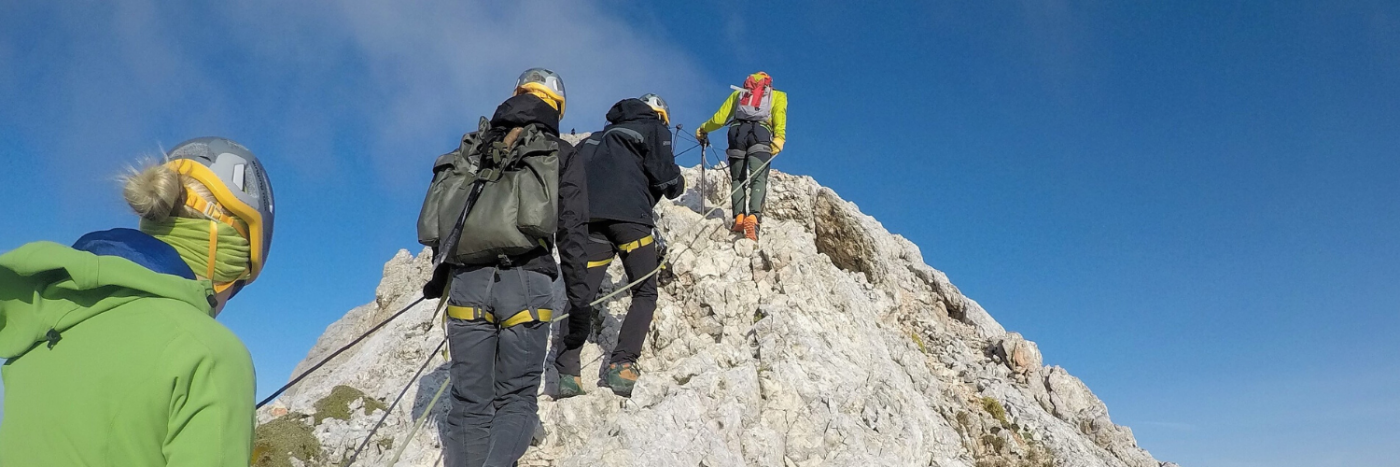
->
[{"left": 445, "top": 304, "right": 555, "bottom": 328}]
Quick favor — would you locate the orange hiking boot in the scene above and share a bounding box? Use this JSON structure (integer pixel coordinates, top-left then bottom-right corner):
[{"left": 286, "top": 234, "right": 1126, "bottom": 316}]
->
[
  {"left": 731, "top": 214, "right": 747, "bottom": 232},
  {"left": 742, "top": 214, "right": 759, "bottom": 241}
]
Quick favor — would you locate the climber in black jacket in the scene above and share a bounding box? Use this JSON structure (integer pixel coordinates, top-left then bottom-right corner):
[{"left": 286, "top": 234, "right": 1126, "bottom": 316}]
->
[{"left": 555, "top": 94, "right": 683, "bottom": 398}]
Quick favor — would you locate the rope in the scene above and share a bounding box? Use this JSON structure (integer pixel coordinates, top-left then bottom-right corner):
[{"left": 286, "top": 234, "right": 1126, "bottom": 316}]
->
[
  {"left": 673, "top": 126, "right": 730, "bottom": 169},
  {"left": 260, "top": 122, "right": 781, "bottom": 445},
  {"left": 672, "top": 141, "right": 702, "bottom": 159},
  {"left": 257, "top": 296, "right": 427, "bottom": 409},
  {"left": 553, "top": 125, "right": 782, "bottom": 375},
  {"left": 568, "top": 140, "right": 782, "bottom": 313},
  {"left": 343, "top": 338, "right": 447, "bottom": 467},
  {"left": 383, "top": 373, "right": 451, "bottom": 466},
  {"left": 253, "top": 125, "right": 741, "bottom": 409}
]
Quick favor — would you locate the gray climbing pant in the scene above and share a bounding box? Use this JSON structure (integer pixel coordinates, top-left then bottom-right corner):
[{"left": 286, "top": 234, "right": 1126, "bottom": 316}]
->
[
  {"left": 441, "top": 265, "right": 553, "bottom": 467},
  {"left": 727, "top": 121, "right": 774, "bottom": 218}
]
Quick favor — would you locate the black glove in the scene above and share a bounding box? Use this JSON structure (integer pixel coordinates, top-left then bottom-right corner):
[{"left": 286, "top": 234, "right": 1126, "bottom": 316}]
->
[
  {"left": 423, "top": 264, "right": 450, "bottom": 300},
  {"left": 664, "top": 175, "right": 686, "bottom": 200},
  {"left": 655, "top": 230, "right": 675, "bottom": 287},
  {"left": 561, "top": 301, "right": 592, "bottom": 349}
]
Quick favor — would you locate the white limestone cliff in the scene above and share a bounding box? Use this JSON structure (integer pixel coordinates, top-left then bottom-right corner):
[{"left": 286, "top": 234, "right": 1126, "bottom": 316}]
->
[{"left": 254, "top": 163, "right": 1173, "bottom": 467}]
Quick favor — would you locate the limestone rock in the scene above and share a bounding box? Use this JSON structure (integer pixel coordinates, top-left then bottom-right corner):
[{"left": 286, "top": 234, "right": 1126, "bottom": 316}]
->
[
  {"left": 255, "top": 166, "right": 1173, "bottom": 467},
  {"left": 991, "top": 332, "right": 1043, "bottom": 379}
]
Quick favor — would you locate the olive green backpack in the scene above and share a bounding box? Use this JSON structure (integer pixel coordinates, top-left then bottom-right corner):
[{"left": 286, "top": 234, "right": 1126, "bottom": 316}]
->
[{"left": 418, "top": 117, "right": 560, "bottom": 266}]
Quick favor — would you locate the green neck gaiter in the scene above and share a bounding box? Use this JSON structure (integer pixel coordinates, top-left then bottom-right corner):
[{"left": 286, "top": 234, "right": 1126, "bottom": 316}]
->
[{"left": 140, "top": 217, "right": 250, "bottom": 282}]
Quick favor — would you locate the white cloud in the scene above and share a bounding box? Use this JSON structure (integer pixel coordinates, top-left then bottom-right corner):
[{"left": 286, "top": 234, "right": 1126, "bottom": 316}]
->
[
  {"left": 285, "top": 0, "right": 711, "bottom": 187},
  {"left": 1, "top": 0, "right": 710, "bottom": 201}
]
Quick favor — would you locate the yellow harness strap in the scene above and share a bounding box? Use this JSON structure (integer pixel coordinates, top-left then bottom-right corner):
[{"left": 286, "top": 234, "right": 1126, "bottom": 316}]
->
[
  {"left": 446, "top": 305, "right": 487, "bottom": 321},
  {"left": 587, "top": 236, "right": 653, "bottom": 268},
  {"left": 205, "top": 220, "right": 219, "bottom": 280},
  {"left": 445, "top": 305, "right": 553, "bottom": 328},
  {"left": 184, "top": 186, "right": 249, "bottom": 239},
  {"left": 500, "top": 308, "right": 552, "bottom": 327},
  {"left": 618, "top": 235, "right": 654, "bottom": 253}
]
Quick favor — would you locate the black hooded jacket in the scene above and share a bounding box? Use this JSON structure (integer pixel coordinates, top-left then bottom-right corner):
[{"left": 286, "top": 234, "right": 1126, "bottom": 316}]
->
[
  {"left": 578, "top": 98, "right": 684, "bottom": 226},
  {"left": 487, "top": 94, "right": 592, "bottom": 312}
]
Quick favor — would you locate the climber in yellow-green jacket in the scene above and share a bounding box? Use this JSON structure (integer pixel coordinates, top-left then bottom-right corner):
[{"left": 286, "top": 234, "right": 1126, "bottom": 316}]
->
[{"left": 696, "top": 71, "right": 788, "bottom": 241}]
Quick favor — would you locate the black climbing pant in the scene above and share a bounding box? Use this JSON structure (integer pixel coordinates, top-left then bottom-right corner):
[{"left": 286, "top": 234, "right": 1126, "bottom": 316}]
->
[
  {"left": 554, "top": 221, "right": 659, "bottom": 377},
  {"left": 441, "top": 265, "right": 553, "bottom": 467},
  {"left": 727, "top": 121, "right": 774, "bottom": 219}
]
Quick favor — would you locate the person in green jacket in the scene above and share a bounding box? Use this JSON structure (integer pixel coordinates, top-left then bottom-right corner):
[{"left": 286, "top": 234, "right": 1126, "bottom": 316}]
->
[{"left": 0, "top": 137, "right": 277, "bottom": 467}]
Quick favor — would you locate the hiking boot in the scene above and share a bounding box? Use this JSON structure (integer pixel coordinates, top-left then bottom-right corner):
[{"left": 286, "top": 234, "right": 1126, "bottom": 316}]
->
[
  {"left": 742, "top": 214, "right": 759, "bottom": 241},
  {"left": 603, "top": 362, "right": 640, "bottom": 397},
  {"left": 731, "top": 214, "right": 747, "bottom": 232},
  {"left": 557, "top": 374, "right": 585, "bottom": 399}
]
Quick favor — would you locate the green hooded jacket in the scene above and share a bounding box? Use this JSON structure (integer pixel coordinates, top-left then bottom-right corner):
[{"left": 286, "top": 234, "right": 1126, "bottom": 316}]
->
[{"left": 0, "top": 241, "right": 255, "bottom": 466}]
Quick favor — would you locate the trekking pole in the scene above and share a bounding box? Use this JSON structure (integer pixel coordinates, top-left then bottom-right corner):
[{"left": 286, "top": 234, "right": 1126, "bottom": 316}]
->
[
  {"left": 697, "top": 139, "right": 707, "bottom": 213},
  {"left": 700, "top": 144, "right": 708, "bottom": 214}
]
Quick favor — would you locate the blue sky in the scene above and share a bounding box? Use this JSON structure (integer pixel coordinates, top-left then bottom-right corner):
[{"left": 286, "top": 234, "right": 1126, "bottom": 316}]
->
[{"left": 2, "top": 1, "right": 1398, "bottom": 465}]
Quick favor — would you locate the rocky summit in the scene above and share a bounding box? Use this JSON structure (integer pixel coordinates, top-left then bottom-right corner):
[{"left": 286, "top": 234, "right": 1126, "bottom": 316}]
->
[{"left": 254, "top": 158, "right": 1176, "bottom": 467}]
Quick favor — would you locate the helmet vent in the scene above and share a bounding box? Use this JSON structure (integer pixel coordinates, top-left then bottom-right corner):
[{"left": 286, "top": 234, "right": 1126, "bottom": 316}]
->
[{"left": 232, "top": 164, "right": 247, "bottom": 192}]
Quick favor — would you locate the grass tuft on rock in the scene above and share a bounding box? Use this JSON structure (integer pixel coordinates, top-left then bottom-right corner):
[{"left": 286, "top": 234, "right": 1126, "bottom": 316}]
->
[
  {"left": 981, "top": 396, "right": 1009, "bottom": 426},
  {"left": 252, "top": 414, "right": 321, "bottom": 467},
  {"left": 313, "top": 385, "right": 388, "bottom": 425}
]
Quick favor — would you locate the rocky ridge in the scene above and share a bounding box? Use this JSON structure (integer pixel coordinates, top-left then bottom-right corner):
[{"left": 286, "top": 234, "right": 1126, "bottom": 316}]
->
[{"left": 255, "top": 160, "right": 1174, "bottom": 467}]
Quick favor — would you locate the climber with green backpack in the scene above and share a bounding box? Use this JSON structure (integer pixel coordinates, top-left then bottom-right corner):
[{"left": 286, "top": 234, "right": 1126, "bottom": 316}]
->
[{"left": 417, "top": 68, "right": 590, "bottom": 467}]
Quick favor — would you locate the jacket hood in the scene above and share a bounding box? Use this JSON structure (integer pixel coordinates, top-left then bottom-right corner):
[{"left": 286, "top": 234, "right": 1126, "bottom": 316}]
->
[
  {"left": 606, "top": 98, "right": 661, "bottom": 125},
  {"left": 492, "top": 94, "right": 561, "bottom": 135},
  {"left": 0, "top": 240, "right": 215, "bottom": 359},
  {"left": 71, "top": 228, "right": 198, "bottom": 280}
]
